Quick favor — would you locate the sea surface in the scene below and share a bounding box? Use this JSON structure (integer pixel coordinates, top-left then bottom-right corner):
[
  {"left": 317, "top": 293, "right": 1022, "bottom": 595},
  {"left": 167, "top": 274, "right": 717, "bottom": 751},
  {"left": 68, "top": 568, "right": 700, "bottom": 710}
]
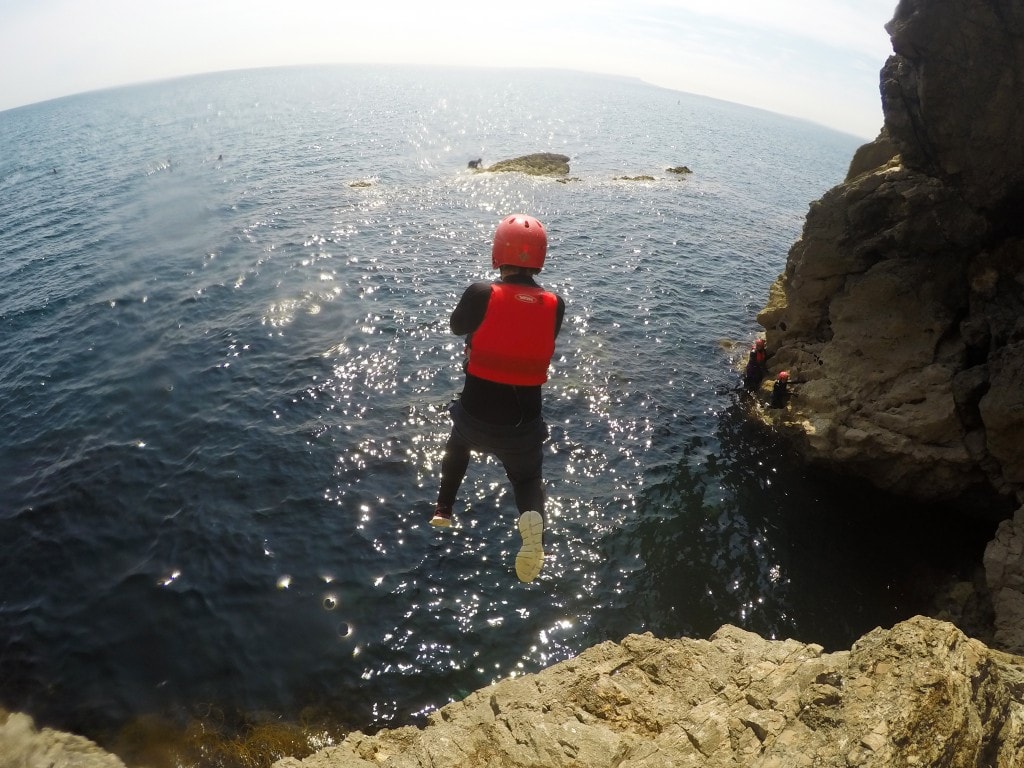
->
[{"left": 0, "top": 65, "right": 995, "bottom": 753}]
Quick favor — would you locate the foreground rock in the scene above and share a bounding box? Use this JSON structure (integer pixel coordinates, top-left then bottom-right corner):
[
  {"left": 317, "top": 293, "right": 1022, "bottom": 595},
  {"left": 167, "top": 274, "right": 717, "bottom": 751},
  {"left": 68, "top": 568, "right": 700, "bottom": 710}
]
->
[
  {"left": 276, "top": 616, "right": 1024, "bottom": 768},
  {"left": 481, "top": 153, "right": 570, "bottom": 176},
  {"left": 0, "top": 710, "right": 126, "bottom": 768},
  {"left": 6, "top": 618, "right": 1024, "bottom": 767}
]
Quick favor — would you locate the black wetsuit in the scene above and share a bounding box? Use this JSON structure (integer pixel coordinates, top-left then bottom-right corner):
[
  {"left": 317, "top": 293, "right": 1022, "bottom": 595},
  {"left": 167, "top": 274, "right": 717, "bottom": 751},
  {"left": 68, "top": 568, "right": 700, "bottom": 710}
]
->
[
  {"left": 770, "top": 379, "right": 789, "bottom": 408},
  {"left": 743, "top": 352, "right": 764, "bottom": 391},
  {"left": 437, "top": 274, "right": 565, "bottom": 514}
]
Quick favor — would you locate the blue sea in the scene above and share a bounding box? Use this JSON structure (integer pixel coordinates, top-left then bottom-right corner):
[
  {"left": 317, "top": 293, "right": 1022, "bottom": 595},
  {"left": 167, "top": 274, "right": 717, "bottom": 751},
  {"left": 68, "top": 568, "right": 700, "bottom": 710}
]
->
[{"left": 0, "top": 65, "right": 994, "bottom": 755}]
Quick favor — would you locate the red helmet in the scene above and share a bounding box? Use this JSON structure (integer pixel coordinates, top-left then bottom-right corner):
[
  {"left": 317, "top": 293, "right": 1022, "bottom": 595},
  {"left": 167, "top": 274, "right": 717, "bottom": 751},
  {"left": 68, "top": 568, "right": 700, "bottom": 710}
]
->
[
  {"left": 491, "top": 214, "right": 547, "bottom": 270},
  {"left": 777, "top": 371, "right": 790, "bottom": 382}
]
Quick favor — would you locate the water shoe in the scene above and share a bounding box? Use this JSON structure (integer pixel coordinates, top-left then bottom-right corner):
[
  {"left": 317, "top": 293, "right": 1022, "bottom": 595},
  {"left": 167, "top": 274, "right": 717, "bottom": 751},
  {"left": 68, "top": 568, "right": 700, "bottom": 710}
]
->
[
  {"left": 515, "top": 510, "right": 544, "bottom": 582},
  {"left": 430, "top": 504, "right": 453, "bottom": 528}
]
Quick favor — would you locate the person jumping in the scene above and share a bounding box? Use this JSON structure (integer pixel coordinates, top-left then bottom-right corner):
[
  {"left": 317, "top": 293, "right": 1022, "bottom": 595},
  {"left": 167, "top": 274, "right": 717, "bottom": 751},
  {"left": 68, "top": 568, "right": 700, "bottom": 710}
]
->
[{"left": 431, "top": 214, "right": 565, "bottom": 583}]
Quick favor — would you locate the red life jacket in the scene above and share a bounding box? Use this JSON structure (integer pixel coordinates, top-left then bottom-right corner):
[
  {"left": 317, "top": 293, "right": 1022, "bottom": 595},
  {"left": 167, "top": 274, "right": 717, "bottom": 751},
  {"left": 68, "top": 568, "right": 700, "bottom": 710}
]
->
[{"left": 466, "top": 282, "right": 558, "bottom": 385}]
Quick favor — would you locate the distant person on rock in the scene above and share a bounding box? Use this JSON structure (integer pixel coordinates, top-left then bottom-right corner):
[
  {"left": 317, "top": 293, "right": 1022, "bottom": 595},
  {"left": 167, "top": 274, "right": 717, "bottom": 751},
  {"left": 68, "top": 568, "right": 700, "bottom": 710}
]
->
[
  {"left": 431, "top": 213, "right": 565, "bottom": 583},
  {"left": 769, "top": 370, "right": 791, "bottom": 409},
  {"left": 743, "top": 338, "right": 767, "bottom": 391}
]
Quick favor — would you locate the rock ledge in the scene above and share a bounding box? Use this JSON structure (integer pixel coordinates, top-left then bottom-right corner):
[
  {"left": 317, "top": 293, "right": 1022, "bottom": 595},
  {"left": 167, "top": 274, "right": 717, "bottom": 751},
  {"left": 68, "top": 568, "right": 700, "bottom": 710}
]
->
[{"left": 276, "top": 616, "right": 1024, "bottom": 768}]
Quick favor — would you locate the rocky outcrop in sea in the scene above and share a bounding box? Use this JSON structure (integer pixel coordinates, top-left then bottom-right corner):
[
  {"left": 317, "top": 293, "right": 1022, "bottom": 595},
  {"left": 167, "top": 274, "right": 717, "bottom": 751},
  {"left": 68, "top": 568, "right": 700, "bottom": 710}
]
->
[{"left": 477, "top": 153, "right": 571, "bottom": 176}]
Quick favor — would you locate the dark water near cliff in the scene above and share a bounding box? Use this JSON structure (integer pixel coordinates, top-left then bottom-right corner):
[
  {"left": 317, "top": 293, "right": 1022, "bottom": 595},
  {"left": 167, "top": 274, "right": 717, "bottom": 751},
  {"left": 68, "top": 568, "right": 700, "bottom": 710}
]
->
[{"left": 0, "top": 65, "right": 995, "bottom": 751}]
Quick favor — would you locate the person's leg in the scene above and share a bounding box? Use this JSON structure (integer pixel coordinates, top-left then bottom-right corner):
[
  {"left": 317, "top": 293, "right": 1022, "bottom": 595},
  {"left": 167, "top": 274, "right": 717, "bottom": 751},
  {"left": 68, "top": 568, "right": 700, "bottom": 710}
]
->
[
  {"left": 432, "top": 427, "right": 470, "bottom": 526},
  {"left": 433, "top": 402, "right": 482, "bottom": 526},
  {"left": 494, "top": 421, "right": 547, "bottom": 582},
  {"left": 495, "top": 420, "right": 546, "bottom": 515},
  {"left": 500, "top": 444, "right": 544, "bottom": 515},
  {"left": 437, "top": 428, "right": 471, "bottom": 508}
]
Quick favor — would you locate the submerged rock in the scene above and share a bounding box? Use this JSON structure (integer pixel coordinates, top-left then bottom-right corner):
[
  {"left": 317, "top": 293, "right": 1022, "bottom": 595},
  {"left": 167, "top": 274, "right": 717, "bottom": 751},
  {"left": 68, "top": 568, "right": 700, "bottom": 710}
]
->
[
  {"left": 275, "top": 617, "right": 1024, "bottom": 768},
  {"left": 481, "top": 152, "right": 570, "bottom": 176}
]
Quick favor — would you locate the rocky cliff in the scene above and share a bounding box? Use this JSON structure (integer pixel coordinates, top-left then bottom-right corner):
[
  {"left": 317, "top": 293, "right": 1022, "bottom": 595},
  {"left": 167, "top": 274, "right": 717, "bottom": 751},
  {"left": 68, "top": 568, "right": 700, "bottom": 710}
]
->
[
  {"left": 270, "top": 617, "right": 1024, "bottom": 768},
  {"left": 756, "top": 0, "right": 1024, "bottom": 652},
  {"left": 7, "top": 618, "right": 1024, "bottom": 767},
  {"left": 758, "top": 0, "right": 1024, "bottom": 507}
]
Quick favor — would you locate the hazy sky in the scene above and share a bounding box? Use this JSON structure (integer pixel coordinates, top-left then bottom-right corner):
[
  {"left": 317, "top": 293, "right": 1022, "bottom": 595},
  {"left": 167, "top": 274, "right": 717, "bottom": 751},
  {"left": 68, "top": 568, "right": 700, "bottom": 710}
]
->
[{"left": 0, "top": 0, "right": 896, "bottom": 138}]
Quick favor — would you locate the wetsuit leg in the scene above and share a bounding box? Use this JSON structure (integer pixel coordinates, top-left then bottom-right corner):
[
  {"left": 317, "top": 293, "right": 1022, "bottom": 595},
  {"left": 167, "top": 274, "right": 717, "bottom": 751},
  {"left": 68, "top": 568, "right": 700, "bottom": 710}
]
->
[
  {"left": 502, "top": 452, "right": 544, "bottom": 515},
  {"left": 437, "top": 427, "right": 471, "bottom": 507},
  {"left": 495, "top": 422, "right": 546, "bottom": 515}
]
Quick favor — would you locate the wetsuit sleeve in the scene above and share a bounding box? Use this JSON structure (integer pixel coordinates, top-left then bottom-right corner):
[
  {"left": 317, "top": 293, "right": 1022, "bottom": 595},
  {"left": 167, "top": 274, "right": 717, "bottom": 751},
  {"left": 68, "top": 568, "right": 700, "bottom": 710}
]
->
[
  {"left": 554, "top": 295, "right": 565, "bottom": 339},
  {"left": 450, "top": 282, "right": 492, "bottom": 336}
]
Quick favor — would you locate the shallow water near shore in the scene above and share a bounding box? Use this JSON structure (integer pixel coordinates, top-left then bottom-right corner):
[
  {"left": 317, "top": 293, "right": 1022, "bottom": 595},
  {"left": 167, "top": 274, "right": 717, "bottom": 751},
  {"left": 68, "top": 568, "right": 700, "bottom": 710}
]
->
[{"left": 0, "top": 65, "right": 998, "bottom": 757}]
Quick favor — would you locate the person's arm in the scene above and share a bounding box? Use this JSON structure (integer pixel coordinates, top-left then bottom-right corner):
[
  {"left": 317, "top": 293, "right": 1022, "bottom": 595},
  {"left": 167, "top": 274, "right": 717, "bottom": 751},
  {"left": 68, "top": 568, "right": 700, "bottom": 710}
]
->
[
  {"left": 450, "top": 282, "right": 492, "bottom": 336},
  {"left": 553, "top": 295, "right": 566, "bottom": 338}
]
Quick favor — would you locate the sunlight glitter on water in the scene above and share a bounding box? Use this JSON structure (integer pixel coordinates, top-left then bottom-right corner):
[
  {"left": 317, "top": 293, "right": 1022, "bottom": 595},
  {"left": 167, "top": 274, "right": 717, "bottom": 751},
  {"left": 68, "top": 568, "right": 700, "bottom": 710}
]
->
[{"left": 6, "top": 67, "right": 917, "bottom": 748}]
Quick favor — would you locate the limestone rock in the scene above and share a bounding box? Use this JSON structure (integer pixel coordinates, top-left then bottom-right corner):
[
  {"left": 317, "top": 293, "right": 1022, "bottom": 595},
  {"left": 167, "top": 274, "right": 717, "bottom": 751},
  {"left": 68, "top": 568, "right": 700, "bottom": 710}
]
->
[
  {"left": 7, "top": 620, "right": 1024, "bottom": 768},
  {"left": 482, "top": 153, "right": 570, "bottom": 176},
  {"left": 0, "top": 710, "right": 126, "bottom": 768},
  {"left": 756, "top": 0, "right": 1024, "bottom": 507},
  {"left": 985, "top": 504, "right": 1024, "bottom": 654},
  {"left": 276, "top": 617, "right": 1024, "bottom": 768},
  {"left": 882, "top": 0, "right": 1024, "bottom": 214}
]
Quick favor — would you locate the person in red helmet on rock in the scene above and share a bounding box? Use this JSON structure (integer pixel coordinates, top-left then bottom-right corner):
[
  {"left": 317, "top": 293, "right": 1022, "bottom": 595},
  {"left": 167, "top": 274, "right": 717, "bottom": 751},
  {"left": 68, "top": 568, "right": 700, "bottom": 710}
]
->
[
  {"left": 770, "top": 370, "right": 791, "bottom": 409},
  {"left": 431, "top": 213, "right": 566, "bottom": 583},
  {"left": 743, "top": 338, "right": 768, "bottom": 391}
]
